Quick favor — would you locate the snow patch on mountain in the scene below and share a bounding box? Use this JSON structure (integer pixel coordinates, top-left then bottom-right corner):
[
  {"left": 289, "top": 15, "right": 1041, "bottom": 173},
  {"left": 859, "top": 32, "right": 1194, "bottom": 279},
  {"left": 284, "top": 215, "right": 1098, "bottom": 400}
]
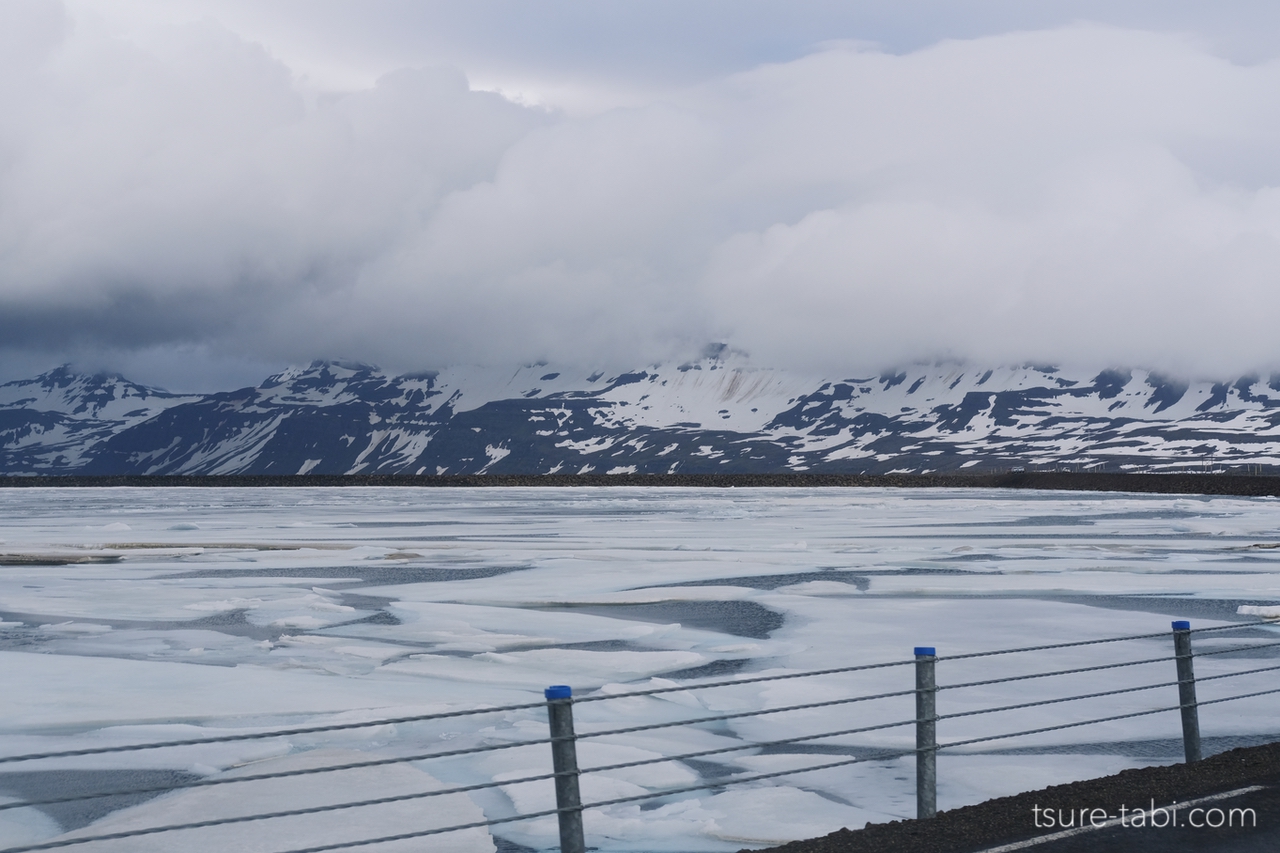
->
[
  {"left": 0, "top": 367, "right": 199, "bottom": 471},
  {"left": 4, "top": 355, "right": 1280, "bottom": 475}
]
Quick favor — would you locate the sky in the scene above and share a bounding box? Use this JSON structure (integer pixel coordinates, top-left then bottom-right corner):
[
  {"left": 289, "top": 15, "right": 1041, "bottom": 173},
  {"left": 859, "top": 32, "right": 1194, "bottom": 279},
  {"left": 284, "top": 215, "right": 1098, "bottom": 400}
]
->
[{"left": 4, "top": 1, "right": 1280, "bottom": 390}]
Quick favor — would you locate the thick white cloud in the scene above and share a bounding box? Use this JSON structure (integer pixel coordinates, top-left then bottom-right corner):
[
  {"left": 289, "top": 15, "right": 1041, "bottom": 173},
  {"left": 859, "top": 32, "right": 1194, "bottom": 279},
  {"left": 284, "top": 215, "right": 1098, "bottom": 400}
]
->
[
  {"left": 695, "top": 29, "right": 1280, "bottom": 373},
  {"left": 3, "top": 3, "right": 1280, "bottom": 384}
]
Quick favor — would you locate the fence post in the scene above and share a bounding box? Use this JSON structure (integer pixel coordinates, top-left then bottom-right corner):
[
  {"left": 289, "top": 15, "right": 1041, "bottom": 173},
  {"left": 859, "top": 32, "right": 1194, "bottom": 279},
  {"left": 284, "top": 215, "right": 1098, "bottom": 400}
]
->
[
  {"left": 1171, "top": 621, "right": 1202, "bottom": 763},
  {"left": 914, "top": 646, "right": 937, "bottom": 819},
  {"left": 545, "top": 685, "right": 586, "bottom": 853}
]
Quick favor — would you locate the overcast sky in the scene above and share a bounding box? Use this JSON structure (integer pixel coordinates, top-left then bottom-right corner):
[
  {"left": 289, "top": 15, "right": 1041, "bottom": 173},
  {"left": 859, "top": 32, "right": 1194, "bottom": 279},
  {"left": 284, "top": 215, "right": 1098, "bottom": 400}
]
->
[{"left": 4, "top": 1, "right": 1280, "bottom": 389}]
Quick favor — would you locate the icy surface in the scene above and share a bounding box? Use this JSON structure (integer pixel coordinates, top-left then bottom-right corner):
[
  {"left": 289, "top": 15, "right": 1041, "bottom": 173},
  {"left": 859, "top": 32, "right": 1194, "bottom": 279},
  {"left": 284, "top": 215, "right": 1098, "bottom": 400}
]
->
[{"left": 0, "top": 486, "right": 1278, "bottom": 851}]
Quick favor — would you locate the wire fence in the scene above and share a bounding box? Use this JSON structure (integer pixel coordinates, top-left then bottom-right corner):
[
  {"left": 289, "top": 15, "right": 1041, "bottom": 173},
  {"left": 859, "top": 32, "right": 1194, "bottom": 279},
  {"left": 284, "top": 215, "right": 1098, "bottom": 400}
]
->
[{"left": 0, "top": 619, "right": 1276, "bottom": 853}]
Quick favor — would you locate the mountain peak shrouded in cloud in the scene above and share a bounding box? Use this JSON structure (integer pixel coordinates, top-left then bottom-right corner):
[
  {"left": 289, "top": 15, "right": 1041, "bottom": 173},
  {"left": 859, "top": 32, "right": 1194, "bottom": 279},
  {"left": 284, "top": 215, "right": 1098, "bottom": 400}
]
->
[
  {"left": 5, "top": 358, "right": 1280, "bottom": 475},
  {"left": 4, "top": 3, "right": 1280, "bottom": 387}
]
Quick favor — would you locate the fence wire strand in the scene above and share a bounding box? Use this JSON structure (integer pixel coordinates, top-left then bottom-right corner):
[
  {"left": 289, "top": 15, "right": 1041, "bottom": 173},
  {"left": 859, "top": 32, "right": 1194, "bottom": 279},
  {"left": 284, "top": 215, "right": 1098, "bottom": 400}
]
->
[
  {"left": 935, "top": 620, "right": 1273, "bottom": 662},
  {"left": 571, "top": 657, "right": 918, "bottom": 704},
  {"left": 0, "top": 654, "right": 922, "bottom": 765},
  {"left": 574, "top": 687, "right": 917, "bottom": 741},
  {"left": 6, "top": 641, "right": 1251, "bottom": 814},
  {"left": 0, "top": 745, "right": 920, "bottom": 853},
  {"left": 931, "top": 686, "right": 1279, "bottom": 754},
  {"left": 4, "top": 621, "right": 1266, "bottom": 765},
  {"left": 0, "top": 702, "right": 548, "bottom": 765},
  {"left": 0, "top": 736, "right": 557, "bottom": 813},
  {"left": 934, "top": 685, "right": 1280, "bottom": 752},
  {"left": 936, "top": 703, "right": 1184, "bottom": 751},
  {"left": 0, "top": 802, "right": 563, "bottom": 853},
  {"left": 936, "top": 679, "right": 1180, "bottom": 721},
  {"left": 1194, "top": 639, "right": 1280, "bottom": 657},
  {"left": 577, "top": 717, "right": 918, "bottom": 775},
  {"left": 0, "top": 769, "right": 568, "bottom": 853},
  {"left": 937, "top": 655, "right": 1173, "bottom": 691},
  {"left": 938, "top": 631, "right": 1170, "bottom": 660},
  {"left": 575, "top": 746, "right": 912, "bottom": 812},
  {"left": 0, "top": 714, "right": 922, "bottom": 814},
  {"left": 1193, "top": 663, "right": 1280, "bottom": 684},
  {"left": 1196, "top": 686, "right": 1280, "bottom": 706}
]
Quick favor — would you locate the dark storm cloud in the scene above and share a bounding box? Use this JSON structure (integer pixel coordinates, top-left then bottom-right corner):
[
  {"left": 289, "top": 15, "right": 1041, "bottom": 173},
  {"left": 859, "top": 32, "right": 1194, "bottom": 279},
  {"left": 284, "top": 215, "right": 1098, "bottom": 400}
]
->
[{"left": 6, "top": 1, "right": 1280, "bottom": 385}]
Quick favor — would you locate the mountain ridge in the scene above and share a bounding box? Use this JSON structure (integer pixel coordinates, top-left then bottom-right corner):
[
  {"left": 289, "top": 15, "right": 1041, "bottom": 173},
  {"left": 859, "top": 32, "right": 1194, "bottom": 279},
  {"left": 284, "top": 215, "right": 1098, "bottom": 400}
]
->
[{"left": 3, "top": 355, "right": 1279, "bottom": 475}]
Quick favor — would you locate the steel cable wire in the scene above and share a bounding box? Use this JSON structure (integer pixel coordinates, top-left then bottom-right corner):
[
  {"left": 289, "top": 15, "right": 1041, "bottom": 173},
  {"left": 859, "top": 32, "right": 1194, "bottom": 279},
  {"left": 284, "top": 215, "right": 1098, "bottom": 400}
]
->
[
  {"left": 265, "top": 807, "right": 580, "bottom": 853},
  {"left": 936, "top": 620, "right": 1276, "bottom": 662},
  {"left": 0, "top": 746, "right": 917, "bottom": 853},
  {"left": 936, "top": 686, "right": 1280, "bottom": 752},
  {"left": 297, "top": 745, "right": 914, "bottom": 853},
  {"left": 265, "top": 684, "right": 1280, "bottom": 853},
  {"left": 0, "top": 770, "right": 566, "bottom": 853},
  {"left": 0, "top": 713, "right": 924, "bottom": 814},
  {"left": 935, "top": 703, "right": 1185, "bottom": 751},
  {"left": 0, "top": 702, "right": 549, "bottom": 764},
  {"left": 936, "top": 655, "right": 1174, "bottom": 691},
  {"left": 570, "top": 657, "right": 918, "bottom": 704},
  {"left": 1194, "top": 639, "right": 1280, "bottom": 657},
  {"left": 5, "top": 623, "right": 1264, "bottom": 765},
  {"left": 32, "top": 694, "right": 1280, "bottom": 853},
  {"left": 0, "top": 656, "right": 1187, "bottom": 811},
  {"left": 0, "top": 801, "right": 564, "bottom": 853},
  {"left": 0, "top": 663, "right": 1253, "bottom": 814},
  {"left": 1192, "top": 663, "right": 1280, "bottom": 682},
  {"left": 934, "top": 675, "right": 1280, "bottom": 732},
  {"left": 573, "top": 687, "right": 917, "bottom": 741},
  {"left": 0, "top": 657, "right": 920, "bottom": 764},
  {"left": 937, "top": 631, "right": 1171, "bottom": 661},
  {"left": 575, "top": 717, "right": 918, "bottom": 775},
  {"left": 1196, "top": 686, "right": 1280, "bottom": 706},
  {"left": 0, "top": 736, "right": 557, "bottom": 813},
  {"left": 270, "top": 746, "right": 917, "bottom": 853},
  {"left": 571, "top": 747, "right": 914, "bottom": 817},
  {"left": 934, "top": 679, "right": 1181, "bottom": 722}
]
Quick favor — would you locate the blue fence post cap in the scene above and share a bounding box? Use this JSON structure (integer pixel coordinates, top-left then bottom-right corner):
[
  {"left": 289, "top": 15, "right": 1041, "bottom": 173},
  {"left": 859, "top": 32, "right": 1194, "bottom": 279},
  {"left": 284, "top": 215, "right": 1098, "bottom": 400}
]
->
[
  {"left": 545, "top": 685, "right": 572, "bottom": 700},
  {"left": 1172, "top": 620, "right": 1191, "bottom": 631},
  {"left": 914, "top": 647, "right": 936, "bottom": 657}
]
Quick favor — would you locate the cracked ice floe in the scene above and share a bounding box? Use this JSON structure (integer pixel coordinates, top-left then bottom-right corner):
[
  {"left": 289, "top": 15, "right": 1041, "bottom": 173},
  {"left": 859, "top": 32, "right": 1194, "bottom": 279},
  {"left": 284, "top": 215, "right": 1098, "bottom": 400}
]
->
[{"left": 0, "top": 486, "right": 1278, "bottom": 851}]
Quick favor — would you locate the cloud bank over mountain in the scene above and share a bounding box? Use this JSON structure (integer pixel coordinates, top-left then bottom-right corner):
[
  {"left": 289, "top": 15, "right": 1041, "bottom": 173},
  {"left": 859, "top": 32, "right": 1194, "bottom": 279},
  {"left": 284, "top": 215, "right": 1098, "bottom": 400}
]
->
[{"left": 4, "top": 1, "right": 1280, "bottom": 387}]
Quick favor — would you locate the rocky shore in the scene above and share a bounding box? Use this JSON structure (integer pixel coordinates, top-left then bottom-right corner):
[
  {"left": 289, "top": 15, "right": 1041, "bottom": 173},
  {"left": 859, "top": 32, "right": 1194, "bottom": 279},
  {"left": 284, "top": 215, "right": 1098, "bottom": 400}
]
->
[
  {"left": 3, "top": 471, "right": 1280, "bottom": 496},
  {"left": 753, "top": 741, "right": 1280, "bottom": 853}
]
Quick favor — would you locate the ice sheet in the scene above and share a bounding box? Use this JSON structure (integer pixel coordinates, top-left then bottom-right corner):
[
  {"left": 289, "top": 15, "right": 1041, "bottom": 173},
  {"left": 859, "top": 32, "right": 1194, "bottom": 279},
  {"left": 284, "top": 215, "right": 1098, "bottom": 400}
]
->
[
  {"left": 46, "top": 750, "right": 493, "bottom": 853},
  {"left": 0, "top": 486, "right": 1277, "bottom": 852}
]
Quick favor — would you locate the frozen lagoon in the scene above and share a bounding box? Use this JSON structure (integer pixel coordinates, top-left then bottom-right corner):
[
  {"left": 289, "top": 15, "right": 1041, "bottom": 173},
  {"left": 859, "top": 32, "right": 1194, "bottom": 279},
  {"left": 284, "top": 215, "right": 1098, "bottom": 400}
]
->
[{"left": 0, "top": 486, "right": 1278, "bottom": 852}]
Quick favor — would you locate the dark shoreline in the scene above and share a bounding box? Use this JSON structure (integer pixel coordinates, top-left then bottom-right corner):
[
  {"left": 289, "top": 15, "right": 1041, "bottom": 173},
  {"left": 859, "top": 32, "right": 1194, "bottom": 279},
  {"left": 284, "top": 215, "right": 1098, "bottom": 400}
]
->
[
  {"left": 2, "top": 471, "right": 1280, "bottom": 496},
  {"left": 754, "top": 740, "right": 1280, "bottom": 853}
]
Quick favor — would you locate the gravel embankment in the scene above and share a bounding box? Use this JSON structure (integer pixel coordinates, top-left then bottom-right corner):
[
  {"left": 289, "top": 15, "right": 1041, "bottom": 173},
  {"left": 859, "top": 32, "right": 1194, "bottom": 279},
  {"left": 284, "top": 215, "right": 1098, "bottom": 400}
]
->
[{"left": 753, "top": 741, "right": 1280, "bottom": 853}]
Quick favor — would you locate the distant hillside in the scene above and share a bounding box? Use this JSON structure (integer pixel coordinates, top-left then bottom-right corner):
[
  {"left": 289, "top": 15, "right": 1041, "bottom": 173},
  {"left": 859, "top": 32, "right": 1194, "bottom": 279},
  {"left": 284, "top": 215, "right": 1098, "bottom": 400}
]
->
[{"left": 3, "top": 354, "right": 1279, "bottom": 475}]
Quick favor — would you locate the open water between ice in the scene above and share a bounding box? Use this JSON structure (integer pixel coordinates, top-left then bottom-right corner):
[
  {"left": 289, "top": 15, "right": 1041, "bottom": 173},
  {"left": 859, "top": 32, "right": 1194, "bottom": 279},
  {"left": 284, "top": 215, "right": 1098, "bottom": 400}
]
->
[{"left": 0, "top": 486, "right": 1278, "bottom": 852}]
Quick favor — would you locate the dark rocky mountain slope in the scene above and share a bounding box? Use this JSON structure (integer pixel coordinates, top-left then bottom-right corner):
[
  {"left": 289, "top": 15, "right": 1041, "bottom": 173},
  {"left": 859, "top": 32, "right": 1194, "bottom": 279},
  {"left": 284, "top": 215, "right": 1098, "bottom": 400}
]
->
[{"left": 3, "top": 355, "right": 1279, "bottom": 475}]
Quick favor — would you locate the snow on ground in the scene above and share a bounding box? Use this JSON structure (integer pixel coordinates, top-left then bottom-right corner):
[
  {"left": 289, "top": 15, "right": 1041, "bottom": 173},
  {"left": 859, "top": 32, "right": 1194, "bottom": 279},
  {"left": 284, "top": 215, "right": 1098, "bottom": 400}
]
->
[{"left": 0, "top": 487, "right": 1278, "bottom": 852}]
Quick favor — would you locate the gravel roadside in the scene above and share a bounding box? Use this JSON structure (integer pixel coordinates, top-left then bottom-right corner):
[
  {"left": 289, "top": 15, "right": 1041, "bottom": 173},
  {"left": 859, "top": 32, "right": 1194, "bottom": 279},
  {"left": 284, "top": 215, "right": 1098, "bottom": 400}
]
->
[{"left": 751, "top": 741, "right": 1280, "bottom": 853}]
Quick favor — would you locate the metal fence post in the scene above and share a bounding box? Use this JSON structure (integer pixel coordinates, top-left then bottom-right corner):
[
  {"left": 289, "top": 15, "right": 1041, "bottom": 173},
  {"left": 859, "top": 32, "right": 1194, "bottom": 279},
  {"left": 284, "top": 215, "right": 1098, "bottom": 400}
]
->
[
  {"left": 914, "top": 646, "right": 937, "bottom": 819},
  {"left": 545, "top": 685, "right": 586, "bottom": 853},
  {"left": 1171, "top": 621, "right": 1202, "bottom": 763}
]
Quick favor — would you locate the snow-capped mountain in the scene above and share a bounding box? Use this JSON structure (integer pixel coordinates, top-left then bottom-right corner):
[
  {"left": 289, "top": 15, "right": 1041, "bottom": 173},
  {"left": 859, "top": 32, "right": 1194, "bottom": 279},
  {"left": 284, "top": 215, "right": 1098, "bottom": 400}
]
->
[
  {"left": 3, "top": 353, "right": 1280, "bottom": 475},
  {"left": 0, "top": 367, "right": 200, "bottom": 472}
]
